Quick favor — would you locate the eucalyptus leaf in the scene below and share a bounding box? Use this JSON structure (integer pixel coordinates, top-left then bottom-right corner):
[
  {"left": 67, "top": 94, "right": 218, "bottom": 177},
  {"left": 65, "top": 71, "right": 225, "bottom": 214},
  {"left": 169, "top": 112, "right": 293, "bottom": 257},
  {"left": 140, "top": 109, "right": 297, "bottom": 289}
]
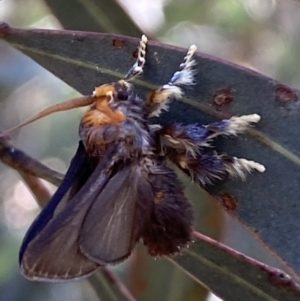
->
[
  {"left": 44, "top": 0, "right": 142, "bottom": 36},
  {"left": 88, "top": 270, "right": 137, "bottom": 301},
  {"left": 171, "top": 231, "right": 300, "bottom": 301}
]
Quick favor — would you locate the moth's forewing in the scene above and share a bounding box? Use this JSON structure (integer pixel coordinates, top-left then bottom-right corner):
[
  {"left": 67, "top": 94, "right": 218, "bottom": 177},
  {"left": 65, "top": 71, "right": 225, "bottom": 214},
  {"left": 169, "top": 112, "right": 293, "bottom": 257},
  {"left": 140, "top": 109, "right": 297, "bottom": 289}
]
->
[
  {"left": 79, "top": 163, "right": 151, "bottom": 264},
  {"left": 20, "top": 144, "right": 118, "bottom": 281},
  {"left": 19, "top": 142, "right": 90, "bottom": 263}
]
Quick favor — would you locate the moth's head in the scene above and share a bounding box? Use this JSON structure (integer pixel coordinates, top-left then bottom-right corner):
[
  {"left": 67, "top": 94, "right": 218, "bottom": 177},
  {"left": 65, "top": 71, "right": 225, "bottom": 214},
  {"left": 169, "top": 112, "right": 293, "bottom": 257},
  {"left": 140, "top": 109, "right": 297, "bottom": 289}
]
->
[
  {"left": 93, "top": 80, "right": 131, "bottom": 102},
  {"left": 92, "top": 80, "right": 131, "bottom": 104},
  {"left": 91, "top": 80, "right": 135, "bottom": 116}
]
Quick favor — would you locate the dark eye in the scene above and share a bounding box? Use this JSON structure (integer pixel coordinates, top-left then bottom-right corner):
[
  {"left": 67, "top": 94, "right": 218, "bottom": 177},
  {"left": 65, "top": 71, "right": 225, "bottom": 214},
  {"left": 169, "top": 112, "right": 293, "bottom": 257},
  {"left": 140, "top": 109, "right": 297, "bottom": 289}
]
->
[{"left": 117, "top": 91, "right": 128, "bottom": 101}]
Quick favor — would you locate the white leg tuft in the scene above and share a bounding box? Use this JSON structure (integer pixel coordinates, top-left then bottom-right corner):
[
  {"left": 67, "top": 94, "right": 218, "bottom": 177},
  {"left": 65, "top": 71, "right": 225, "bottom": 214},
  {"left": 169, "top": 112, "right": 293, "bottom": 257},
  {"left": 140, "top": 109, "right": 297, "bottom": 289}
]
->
[{"left": 226, "top": 114, "right": 261, "bottom": 135}]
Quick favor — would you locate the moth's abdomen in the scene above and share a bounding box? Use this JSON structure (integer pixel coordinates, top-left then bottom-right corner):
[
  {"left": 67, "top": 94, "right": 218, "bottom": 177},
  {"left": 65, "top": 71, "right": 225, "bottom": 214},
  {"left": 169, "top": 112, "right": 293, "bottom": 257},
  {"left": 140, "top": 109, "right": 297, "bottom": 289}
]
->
[{"left": 141, "top": 165, "right": 193, "bottom": 256}]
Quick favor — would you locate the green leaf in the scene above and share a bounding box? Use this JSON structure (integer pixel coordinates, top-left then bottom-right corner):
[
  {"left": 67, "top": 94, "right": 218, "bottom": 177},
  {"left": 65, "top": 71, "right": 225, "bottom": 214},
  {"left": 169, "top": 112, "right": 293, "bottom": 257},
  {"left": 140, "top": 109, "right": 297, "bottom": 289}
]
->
[
  {"left": 1, "top": 24, "right": 300, "bottom": 298},
  {"left": 88, "top": 269, "right": 137, "bottom": 301},
  {"left": 44, "top": 0, "right": 142, "bottom": 35},
  {"left": 171, "top": 231, "right": 300, "bottom": 301}
]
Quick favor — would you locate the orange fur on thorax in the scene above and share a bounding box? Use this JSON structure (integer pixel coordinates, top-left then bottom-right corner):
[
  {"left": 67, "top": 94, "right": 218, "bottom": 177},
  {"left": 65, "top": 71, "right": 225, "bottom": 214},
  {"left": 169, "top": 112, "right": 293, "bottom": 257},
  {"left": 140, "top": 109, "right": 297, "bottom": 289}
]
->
[{"left": 82, "top": 85, "right": 125, "bottom": 127}]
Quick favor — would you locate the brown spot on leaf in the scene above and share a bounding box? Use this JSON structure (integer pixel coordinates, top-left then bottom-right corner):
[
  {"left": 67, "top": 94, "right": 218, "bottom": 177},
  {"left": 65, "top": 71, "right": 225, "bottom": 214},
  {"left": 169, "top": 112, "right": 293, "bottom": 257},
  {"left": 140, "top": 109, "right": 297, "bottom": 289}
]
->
[
  {"left": 112, "top": 39, "right": 125, "bottom": 48},
  {"left": 213, "top": 88, "right": 234, "bottom": 109},
  {"left": 275, "top": 84, "right": 297, "bottom": 102},
  {"left": 75, "top": 35, "right": 84, "bottom": 42},
  {"left": 220, "top": 193, "right": 237, "bottom": 211},
  {"left": 132, "top": 49, "right": 138, "bottom": 58},
  {"left": 268, "top": 270, "right": 292, "bottom": 287}
]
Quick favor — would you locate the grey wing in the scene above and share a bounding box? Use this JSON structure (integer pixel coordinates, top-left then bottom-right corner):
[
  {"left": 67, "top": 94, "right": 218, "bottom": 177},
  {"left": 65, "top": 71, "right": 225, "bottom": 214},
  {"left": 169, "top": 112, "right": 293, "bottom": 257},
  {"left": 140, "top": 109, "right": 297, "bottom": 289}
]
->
[
  {"left": 79, "top": 164, "right": 151, "bottom": 264},
  {"left": 20, "top": 147, "right": 117, "bottom": 281}
]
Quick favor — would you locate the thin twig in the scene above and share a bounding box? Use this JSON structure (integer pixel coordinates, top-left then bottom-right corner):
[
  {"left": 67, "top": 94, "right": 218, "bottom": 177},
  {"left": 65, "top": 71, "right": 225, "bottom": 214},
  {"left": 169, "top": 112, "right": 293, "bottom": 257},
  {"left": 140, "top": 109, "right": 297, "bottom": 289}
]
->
[
  {"left": 0, "top": 133, "right": 64, "bottom": 186},
  {"left": 102, "top": 267, "right": 138, "bottom": 301}
]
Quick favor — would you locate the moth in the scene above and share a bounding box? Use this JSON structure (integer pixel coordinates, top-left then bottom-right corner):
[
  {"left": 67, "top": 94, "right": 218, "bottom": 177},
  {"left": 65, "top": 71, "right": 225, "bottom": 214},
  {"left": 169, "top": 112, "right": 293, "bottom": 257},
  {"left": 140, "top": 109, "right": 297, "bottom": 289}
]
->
[{"left": 6, "top": 35, "right": 265, "bottom": 281}]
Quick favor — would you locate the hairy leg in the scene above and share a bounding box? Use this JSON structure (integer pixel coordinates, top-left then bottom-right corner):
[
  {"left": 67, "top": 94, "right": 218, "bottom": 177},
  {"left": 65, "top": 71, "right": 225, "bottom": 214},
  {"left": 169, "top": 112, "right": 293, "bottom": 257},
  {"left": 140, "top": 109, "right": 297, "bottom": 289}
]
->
[{"left": 156, "top": 120, "right": 265, "bottom": 186}]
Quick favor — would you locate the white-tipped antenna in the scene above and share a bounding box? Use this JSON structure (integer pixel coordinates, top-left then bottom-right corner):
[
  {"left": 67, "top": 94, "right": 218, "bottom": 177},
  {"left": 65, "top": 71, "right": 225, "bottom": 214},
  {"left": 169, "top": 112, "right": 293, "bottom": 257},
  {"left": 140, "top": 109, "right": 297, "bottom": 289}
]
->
[
  {"left": 0, "top": 95, "right": 94, "bottom": 137},
  {"left": 148, "top": 44, "right": 197, "bottom": 117},
  {"left": 124, "top": 35, "right": 148, "bottom": 81},
  {"left": 167, "top": 44, "right": 197, "bottom": 88}
]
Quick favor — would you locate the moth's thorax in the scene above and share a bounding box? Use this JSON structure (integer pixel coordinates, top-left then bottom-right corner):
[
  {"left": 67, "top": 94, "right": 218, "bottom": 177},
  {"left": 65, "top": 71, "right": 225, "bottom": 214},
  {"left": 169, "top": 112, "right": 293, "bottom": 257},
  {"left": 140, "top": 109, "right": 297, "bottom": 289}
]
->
[{"left": 79, "top": 82, "right": 153, "bottom": 158}]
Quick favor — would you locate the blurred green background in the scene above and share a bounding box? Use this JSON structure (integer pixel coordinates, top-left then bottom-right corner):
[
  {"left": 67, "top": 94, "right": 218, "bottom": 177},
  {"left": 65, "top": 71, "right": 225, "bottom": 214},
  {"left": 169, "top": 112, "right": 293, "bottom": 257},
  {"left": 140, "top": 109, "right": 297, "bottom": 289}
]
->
[{"left": 0, "top": 0, "right": 299, "bottom": 300}]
